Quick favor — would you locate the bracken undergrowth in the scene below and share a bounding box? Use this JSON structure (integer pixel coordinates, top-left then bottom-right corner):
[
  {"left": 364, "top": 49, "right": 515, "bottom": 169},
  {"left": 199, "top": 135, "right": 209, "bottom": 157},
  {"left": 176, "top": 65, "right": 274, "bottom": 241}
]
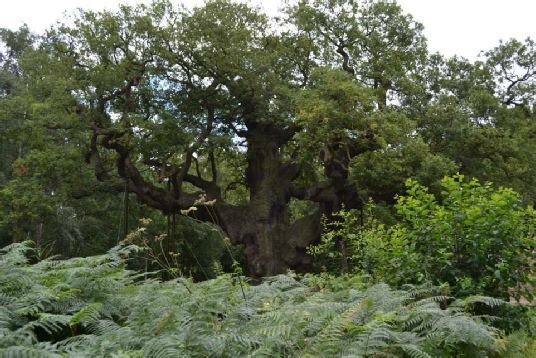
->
[{"left": 0, "top": 241, "right": 531, "bottom": 357}]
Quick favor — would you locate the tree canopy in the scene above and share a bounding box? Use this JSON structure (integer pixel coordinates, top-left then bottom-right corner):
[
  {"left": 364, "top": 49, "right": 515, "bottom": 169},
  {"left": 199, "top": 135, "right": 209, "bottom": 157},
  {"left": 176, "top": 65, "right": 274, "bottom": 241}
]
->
[{"left": 1, "top": 0, "right": 535, "bottom": 278}]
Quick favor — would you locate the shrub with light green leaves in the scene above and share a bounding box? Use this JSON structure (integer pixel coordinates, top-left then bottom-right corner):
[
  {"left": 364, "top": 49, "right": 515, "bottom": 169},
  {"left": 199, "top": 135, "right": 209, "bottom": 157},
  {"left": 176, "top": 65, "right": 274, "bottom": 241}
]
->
[{"left": 364, "top": 174, "right": 536, "bottom": 301}]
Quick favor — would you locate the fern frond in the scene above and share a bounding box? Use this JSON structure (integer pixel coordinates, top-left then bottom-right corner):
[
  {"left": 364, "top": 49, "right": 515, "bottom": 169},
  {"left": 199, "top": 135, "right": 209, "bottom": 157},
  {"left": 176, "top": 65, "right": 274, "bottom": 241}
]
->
[
  {"left": 0, "top": 271, "right": 35, "bottom": 294},
  {"left": 82, "top": 319, "right": 120, "bottom": 336},
  {"left": 141, "top": 338, "right": 182, "bottom": 358},
  {"left": 69, "top": 303, "right": 103, "bottom": 326},
  {"left": 53, "top": 334, "right": 97, "bottom": 352},
  {"left": 27, "top": 313, "right": 70, "bottom": 337},
  {"left": 400, "top": 344, "right": 433, "bottom": 358},
  {"left": 350, "top": 320, "right": 393, "bottom": 356},
  {"left": 253, "top": 323, "right": 292, "bottom": 339},
  {"left": 0, "top": 249, "right": 505, "bottom": 357},
  {"left": 427, "top": 314, "right": 498, "bottom": 351},
  {"left": 0, "top": 346, "right": 63, "bottom": 358},
  {"left": 0, "top": 241, "right": 36, "bottom": 265},
  {"left": 453, "top": 295, "right": 505, "bottom": 309},
  {"left": 220, "top": 332, "right": 262, "bottom": 352},
  {"left": 1, "top": 327, "right": 37, "bottom": 348}
]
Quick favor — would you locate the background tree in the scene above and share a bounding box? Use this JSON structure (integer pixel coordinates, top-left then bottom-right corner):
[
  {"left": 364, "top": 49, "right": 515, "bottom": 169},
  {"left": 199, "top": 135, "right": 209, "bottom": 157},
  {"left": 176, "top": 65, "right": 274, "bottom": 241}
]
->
[
  {"left": 0, "top": 25, "right": 36, "bottom": 243},
  {"left": 410, "top": 41, "right": 536, "bottom": 204},
  {"left": 0, "top": 25, "right": 130, "bottom": 256}
]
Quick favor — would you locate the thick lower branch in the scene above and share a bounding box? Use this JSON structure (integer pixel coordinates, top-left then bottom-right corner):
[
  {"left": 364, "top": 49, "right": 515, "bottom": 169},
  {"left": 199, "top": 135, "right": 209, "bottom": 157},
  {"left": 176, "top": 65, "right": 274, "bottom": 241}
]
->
[{"left": 92, "top": 130, "right": 224, "bottom": 214}]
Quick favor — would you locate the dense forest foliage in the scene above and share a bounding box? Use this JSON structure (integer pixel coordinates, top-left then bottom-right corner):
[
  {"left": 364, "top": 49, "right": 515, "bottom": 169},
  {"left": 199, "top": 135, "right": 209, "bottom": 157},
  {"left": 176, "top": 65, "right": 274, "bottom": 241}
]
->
[
  {"left": 1, "top": 0, "right": 535, "bottom": 278},
  {"left": 0, "top": 0, "right": 535, "bottom": 355}
]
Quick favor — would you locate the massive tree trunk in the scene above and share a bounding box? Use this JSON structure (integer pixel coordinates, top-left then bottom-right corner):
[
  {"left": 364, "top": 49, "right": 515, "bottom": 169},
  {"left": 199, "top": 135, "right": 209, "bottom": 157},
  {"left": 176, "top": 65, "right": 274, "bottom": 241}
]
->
[
  {"left": 217, "top": 125, "right": 320, "bottom": 278},
  {"left": 220, "top": 205, "right": 319, "bottom": 278}
]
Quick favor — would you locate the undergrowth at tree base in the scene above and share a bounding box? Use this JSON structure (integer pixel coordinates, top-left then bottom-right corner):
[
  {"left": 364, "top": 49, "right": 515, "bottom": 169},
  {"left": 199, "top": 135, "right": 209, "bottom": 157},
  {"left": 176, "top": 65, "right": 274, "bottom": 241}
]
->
[{"left": 1, "top": 241, "right": 535, "bottom": 357}]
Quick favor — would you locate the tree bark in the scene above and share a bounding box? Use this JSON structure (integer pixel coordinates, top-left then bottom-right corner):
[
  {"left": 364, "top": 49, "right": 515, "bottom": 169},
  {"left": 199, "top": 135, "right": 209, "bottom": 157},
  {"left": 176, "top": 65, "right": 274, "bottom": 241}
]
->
[{"left": 217, "top": 125, "right": 319, "bottom": 278}]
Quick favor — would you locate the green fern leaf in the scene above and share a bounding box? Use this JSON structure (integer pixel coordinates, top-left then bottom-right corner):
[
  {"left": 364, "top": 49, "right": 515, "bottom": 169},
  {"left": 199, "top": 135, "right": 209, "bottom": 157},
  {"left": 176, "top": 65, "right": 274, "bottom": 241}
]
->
[
  {"left": 0, "top": 346, "right": 63, "bottom": 358},
  {"left": 69, "top": 303, "right": 103, "bottom": 326}
]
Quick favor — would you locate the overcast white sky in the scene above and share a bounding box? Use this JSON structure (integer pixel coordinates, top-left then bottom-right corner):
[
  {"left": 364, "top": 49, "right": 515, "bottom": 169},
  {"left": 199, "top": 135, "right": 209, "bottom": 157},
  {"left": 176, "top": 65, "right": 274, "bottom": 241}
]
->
[{"left": 1, "top": 0, "right": 535, "bottom": 61}]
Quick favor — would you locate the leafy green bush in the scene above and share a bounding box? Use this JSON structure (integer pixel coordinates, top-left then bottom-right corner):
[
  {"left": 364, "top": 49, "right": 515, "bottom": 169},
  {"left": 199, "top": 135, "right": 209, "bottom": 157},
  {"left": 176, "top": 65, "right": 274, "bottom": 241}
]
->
[
  {"left": 363, "top": 175, "right": 536, "bottom": 301},
  {"left": 0, "top": 241, "right": 510, "bottom": 357},
  {"left": 307, "top": 207, "right": 366, "bottom": 274},
  {"left": 500, "top": 325, "right": 536, "bottom": 357}
]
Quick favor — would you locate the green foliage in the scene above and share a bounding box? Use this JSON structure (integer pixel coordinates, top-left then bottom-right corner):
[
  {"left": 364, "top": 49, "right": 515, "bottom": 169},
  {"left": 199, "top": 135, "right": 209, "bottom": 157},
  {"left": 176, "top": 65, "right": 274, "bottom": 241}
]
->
[
  {"left": 0, "top": 241, "right": 134, "bottom": 355},
  {"left": 120, "top": 215, "right": 231, "bottom": 281},
  {"left": 0, "top": 241, "right": 512, "bottom": 357},
  {"left": 2, "top": 0, "right": 536, "bottom": 280},
  {"left": 308, "top": 206, "right": 366, "bottom": 274},
  {"left": 0, "top": 25, "right": 127, "bottom": 253},
  {"left": 363, "top": 175, "right": 536, "bottom": 301},
  {"left": 413, "top": 48, "right": 536, "bottom": 205},
  {"left": 500, "top": 329, "right": 536, "bottom": 357}
]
